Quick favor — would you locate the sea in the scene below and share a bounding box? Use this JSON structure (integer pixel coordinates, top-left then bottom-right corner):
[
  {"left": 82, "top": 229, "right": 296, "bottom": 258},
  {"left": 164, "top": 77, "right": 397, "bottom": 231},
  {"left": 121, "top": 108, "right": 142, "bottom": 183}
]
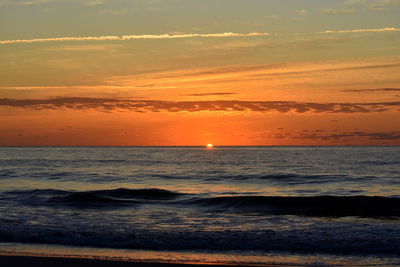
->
[{"left": 0, "top": 146, "right": 399, "bottom": 266}]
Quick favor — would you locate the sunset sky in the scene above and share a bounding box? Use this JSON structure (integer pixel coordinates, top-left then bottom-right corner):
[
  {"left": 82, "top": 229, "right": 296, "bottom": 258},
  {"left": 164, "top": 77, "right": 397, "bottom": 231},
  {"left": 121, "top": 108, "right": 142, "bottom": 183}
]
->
[{"left": 1, "top": 0, "right": 399, "bottom": 146}]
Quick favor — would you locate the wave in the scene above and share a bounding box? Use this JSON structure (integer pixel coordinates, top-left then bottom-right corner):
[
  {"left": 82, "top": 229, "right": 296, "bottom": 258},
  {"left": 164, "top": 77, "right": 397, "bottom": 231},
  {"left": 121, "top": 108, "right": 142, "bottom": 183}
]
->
[
  {"left": 1, "top": 222, "right": 399, "bottom": 255},
  {"left": 6, "top": 189, "right": 69, "bottom": 195},
  {"left": 185, "top": 195, "right": 400, "bottom": 217},
  {"left": 361, "top": 160, "right": 400, "bottom": 166},
  {"left": 4, "top": 188, "right": 400, "bottom": 217},
  {"left": 203, "top": 173, "right": 372, "bottom": 184},
  {"left": 94, "top": 188, "right": 185, "bottom": 199},
  {"left": 49, "top": 192, "right": 141, "bottom": 206},
  {"left": 50, "top": 188, "right": 185, "bottom": 206},
  {"left": 5, "top": 188, "right": 185, "bottom": 207}
]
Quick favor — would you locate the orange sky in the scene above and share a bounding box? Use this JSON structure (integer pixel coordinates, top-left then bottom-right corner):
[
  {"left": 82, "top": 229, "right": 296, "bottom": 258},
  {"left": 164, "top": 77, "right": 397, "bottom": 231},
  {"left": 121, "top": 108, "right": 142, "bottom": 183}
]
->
[{"left": 1, "top": 0, "right": 399, "bottom": 145}]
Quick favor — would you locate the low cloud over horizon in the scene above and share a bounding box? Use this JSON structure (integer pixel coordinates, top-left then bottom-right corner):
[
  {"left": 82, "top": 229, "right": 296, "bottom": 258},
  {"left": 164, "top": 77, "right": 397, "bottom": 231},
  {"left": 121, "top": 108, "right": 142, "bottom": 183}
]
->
[
  {"left": 342, "top": 88, "right": 400, "bottom": 93},
  {"left": 1, "top": 97, "right": 399, "bottom": 114},
  {"left": 294, "top": 131, "right": 400, "bottom": 141},
  {"left": 185, "top": 92, "right": 238, "bottom": 97}
]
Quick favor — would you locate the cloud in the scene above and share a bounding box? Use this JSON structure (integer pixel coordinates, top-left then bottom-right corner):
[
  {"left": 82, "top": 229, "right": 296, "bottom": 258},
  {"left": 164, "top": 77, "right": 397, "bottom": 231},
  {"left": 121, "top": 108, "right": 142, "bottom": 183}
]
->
[
  {"left": 1, "top": 26, "right": 398, "bottom": 45},
  {"left": 319, "top": 8, "right": 357, "bottom": 14},
  {"left": 45, "top": 44, "right": 121, "bottom": 51},
  {"left": 0, "top": 32, "right": 271, "bottom": 45},
  {"left": 106, "top": 60, "right": 400, "bottom": 84},
  {"left": 320, "top": 27, "right": 400, "bottom": 34},
  {"left": 294, "top": 131, "right": 400, "bottom": 140},
  {"left": 192, "top": 40, "right": 267, "bottom": 51},
  {"left": 342, "top": 88, "right": 400, "bottom": 92},
  {"left": 85, "top": 0, "right": 104, "bottom": 6},
  {"left": 369, "top": 0, "right": 400, "bottom": 10},
  {"left": 344, "top": 0, "right": 369, "bottom": 4},
  {"left": 185, "top": 92, "right": 238, "bottom": 97},
  {"left": 3, "top": 59, "right": 397, "bottom": 101},
  {"left": 0, "top": 0, "right": 54, "bottom": 6},
  {"left": 1, "top": 97, "right": 399, "bottom": 113},
  {"left": 307, "top": 0, "right": 400, "bottom": 15},
  {"left": 346, "top": 0, "right": 400, "bottom": 11},
  {"left": 296, "top": 9, "right": 308, "bottom": 15},
  {"left": 343, "top": 0, "right": 400, "bottom": 12},
  {"left": 106, "top": 61, "right": 400, "bottom": 90},
  {"left": 98, "top": 9, "right": 129, "bottom": 15},
  {"left": 96, "top": 59, "right": 399, "bottom": 102}
]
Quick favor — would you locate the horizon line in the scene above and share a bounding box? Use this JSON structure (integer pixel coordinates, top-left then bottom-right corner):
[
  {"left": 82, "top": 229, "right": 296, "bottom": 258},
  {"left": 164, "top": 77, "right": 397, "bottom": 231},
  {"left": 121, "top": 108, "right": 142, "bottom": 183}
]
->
[{"left": 0, "top": 145, "right": 398, "bottom": 148}]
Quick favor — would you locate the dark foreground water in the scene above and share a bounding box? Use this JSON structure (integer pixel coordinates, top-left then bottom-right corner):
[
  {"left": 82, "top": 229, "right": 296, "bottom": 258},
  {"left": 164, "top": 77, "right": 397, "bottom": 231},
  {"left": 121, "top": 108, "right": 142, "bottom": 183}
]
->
[{"left": 0, "top": 146, "right": 399, "bottom": 265}]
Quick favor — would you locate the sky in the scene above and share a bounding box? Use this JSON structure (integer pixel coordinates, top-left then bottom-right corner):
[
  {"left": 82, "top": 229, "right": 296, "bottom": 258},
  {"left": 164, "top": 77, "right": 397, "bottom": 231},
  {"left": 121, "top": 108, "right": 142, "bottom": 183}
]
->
[{"left": 0, "top": 0, "right": 399, "bottom": 146}]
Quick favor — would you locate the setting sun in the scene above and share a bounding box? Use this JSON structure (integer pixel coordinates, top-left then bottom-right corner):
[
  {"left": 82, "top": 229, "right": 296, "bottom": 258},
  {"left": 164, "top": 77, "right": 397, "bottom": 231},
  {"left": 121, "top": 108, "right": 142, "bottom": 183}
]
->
[{"left": 207, "top": 144, "right": 214, "bottom": 148}]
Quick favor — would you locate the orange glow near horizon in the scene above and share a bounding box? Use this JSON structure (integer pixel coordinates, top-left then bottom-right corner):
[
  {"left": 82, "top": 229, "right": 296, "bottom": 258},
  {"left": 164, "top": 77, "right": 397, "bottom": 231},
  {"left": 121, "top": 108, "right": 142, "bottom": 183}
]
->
[
  {"left": 1, "top": 33, "right": 399, "bottom": 146},
  {"left": 0, "top": 106, "right": 399, "bottom": 146}
]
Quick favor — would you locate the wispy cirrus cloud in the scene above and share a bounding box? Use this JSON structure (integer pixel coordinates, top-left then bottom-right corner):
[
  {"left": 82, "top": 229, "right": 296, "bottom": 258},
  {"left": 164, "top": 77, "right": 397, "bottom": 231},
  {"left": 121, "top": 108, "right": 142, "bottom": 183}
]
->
[
  {"left": 318, "top": 8, "right": 357, "bottom": 14},
  {"left": 316, "top": 0, "right": 400, "bottom": 14},
  {"left": 1, "top": 97, "right": 399, "bottom": 113},
  {"left": 301, "top": 0, "right": 400, "bottom": 16},
  {"left": 0, "top": 0, "right": 54, "bottom": 6},
  {"left": 45, "top": 44, "right": 121, "bottom": 51},
  {"left": 2, "top": 59, "right": 398, "bottom": 102},
  {"left": 85, "top": 0, "right": 105, "bottom": 6},
  {"left": 1, "top": 27, "right": 398, "bottom": 45},
  {"left": 369, "top": 0, "right": 400, "bottom": 10},
  {"left": 104, "top": 60, "right": 400, "bottom": 92},
  {"left": 0, "top": 32, "right": 270, "bottom": 45},
  {"left": 320, "top": 27, "right": 400, "bottom": 33},
  {"left": 345, "top": 0, "right": 400, "bottom": 11}
]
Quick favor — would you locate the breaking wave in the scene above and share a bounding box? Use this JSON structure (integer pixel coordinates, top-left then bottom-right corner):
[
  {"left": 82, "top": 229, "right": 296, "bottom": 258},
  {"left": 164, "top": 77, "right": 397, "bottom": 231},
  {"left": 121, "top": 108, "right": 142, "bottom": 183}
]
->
[
  {"left": 5, "top": 188, "right": 400, "bottom": 217},
  {"left": 5, "top": 188, "right": 185, "bottom": 207}
]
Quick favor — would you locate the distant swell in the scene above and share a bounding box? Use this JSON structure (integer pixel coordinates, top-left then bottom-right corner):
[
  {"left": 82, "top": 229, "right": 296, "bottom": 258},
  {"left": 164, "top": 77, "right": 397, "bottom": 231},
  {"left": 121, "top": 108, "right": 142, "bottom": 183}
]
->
[
  {"left": 187, "top": 195, "right": 400, "bottom": 217},
  {"left": 203, "top": 173, "right": 370, "bottom": 184}
]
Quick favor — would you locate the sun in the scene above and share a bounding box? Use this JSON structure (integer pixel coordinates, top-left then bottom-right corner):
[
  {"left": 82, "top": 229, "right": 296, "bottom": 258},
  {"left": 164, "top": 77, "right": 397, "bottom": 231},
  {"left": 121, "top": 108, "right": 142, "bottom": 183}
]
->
[{"left": 206, "top": 143, "right": 214, "bottom": 148}]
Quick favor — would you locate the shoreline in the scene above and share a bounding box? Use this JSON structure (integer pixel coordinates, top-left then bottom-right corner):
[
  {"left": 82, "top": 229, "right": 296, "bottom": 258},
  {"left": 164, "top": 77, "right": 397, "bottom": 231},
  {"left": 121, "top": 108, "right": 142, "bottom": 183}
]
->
[
  {"left": 0, "top": 253, "right": 288, "bottom": 267},
  {"left": 2, "top": 246, "right": 400, "bottom": 267}
]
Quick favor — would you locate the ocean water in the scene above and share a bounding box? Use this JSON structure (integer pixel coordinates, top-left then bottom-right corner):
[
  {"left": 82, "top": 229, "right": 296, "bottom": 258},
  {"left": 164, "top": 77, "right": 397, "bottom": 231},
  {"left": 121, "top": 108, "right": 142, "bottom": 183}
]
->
[{"left": 0, "top": 146, "right": 399, "bottom": 266}]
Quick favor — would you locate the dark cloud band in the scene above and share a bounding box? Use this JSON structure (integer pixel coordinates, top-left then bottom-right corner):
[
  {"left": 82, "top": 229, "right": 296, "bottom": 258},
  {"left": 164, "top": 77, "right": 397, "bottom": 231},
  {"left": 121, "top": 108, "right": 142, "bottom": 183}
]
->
[
  {"left": 185, "top": 92, "right": 238, "bottom": 97},
  {"left": 1, "top": 97, "right": 399, "bottom": 113},
  {"left": 342, "top": 88, "right": 400, "bottom": 93},
  {"left": 294, "top": 131, "right": 400, "bottom": 140}
]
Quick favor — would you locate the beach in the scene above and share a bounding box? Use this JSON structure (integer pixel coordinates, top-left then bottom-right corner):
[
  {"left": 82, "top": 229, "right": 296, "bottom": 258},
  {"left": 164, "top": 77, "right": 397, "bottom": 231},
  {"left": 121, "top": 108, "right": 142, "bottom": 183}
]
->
[
  {"left": 0, "top": 248, "right": 293, "bottom": 267},
  {"left": 1, "top": 255, "right": 202, "bottom": 267},
  {"left": 1, "top": 255, "right": 270, "bottom": 267},
  {"left": 0, "top": 254, "right": 261, "bottom": 267}
]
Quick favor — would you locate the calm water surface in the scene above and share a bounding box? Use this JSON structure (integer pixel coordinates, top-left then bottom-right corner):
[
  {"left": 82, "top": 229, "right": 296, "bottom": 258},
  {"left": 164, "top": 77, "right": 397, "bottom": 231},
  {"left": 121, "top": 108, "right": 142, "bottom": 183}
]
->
[{"left": 0, "top": 147, "right": 399, "bottom": 265}]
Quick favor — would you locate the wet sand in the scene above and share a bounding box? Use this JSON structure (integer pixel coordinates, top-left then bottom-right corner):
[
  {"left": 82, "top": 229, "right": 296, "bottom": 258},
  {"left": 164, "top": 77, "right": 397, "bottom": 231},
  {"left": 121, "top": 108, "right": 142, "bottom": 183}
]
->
[{"left": 0, "top": 254, "right": 282, "bottom": 267}]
